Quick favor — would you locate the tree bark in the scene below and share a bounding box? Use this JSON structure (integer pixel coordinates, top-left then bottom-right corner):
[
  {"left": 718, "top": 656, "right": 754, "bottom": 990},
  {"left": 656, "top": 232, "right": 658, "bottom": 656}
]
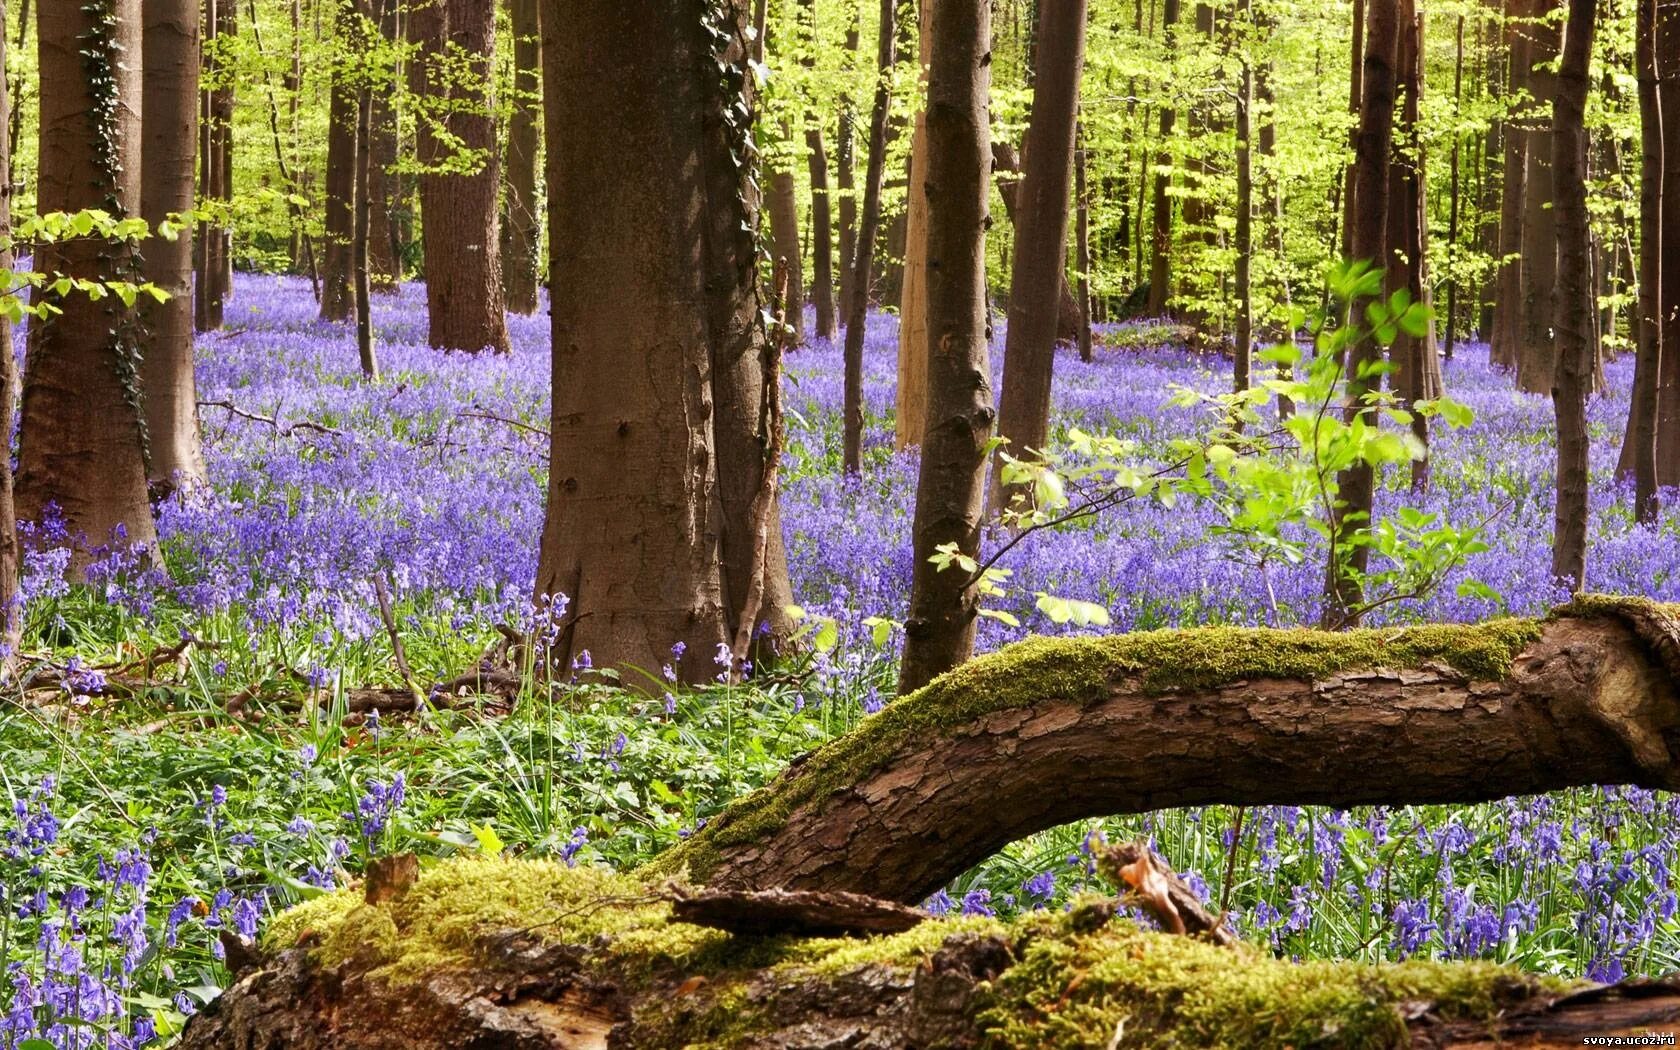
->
[
  {"left": 836, "top": 12, "right": 860, "bottom": 326},
  {"left": 1655, "top": 0, "right": 1680, "bottom": 487},
  {"left": 1517, "top": 0, "right": 1562, "bottom": 394},
  {"left": 1550, "top": 0, "right": 1596, "bottom": 590},
  {"left": 537, "top": 0, "right": 788, "bottom": 682},
  {"left": 20, "top": 0, "right": 159, "bottom": 576},
  {"left": 214, "top": 0, "right": 235, "bottom": 295},
  {"left": 195, "top": 0, "right": 228, "bottom": 332},
  {"left": 320, "top": 0, "right": 357, "bottom": 323},
  {"left": 1490, "top": 0, "right": 1531, "bottom": 372},
  {"left": 683, "top": 602, "right": 1680, "bottom": 902},
  {"left": 410, "top": 0, "right": 511, "bottom": 354},
  {"left": 1619, "top": 0, "right": 1663, "bottom": 523},
  {"left": 841, "top": 0, "right": 895, "bottom": 475},
  {"left": 993, "top": 0, "right": 1088, "bottom": 509},
  {"left": 354, "top": 3, "right": 379, "bottom": 381},
  {"left": 1341, "top": 0, "right": 1364, "bottom": 262},
  {"left": 767, "top": 155, "right": 805, "bottom": 343},
  {"left": 1145, "top": 0, "right": 1181, "bottom": 317},
  {"left": 1074, "top": 124, "right": 1093, "bottom": 363},
  {"left": 894, "top": 2, "right": 930, "bottom": 450},
  {"left": 800, "top": 0, "right": 838, "bottom": 344},
  {"left": 502, "top": 0, "right": 540, "bottom": 315},
  {"left": 0, "top": 0, "right": 18, "bottom": 671},
  {"left": 365, "top": 0, "right": 401, "bottom": 291},
  {"left": 1323, "top": 0, "right": 1398, "bottom": 628},
  {"left": 1233, "top": 0, "right": 1253, "bottom": 393},
  {"left": 140, "top": 0, "right": 208, "bottom": 494},
  {"left": 1388, "top": 0, "right": 1437, "bottom": 492},
  {"left": 896, "top": 0, "right": 993, "bottom": 695}
]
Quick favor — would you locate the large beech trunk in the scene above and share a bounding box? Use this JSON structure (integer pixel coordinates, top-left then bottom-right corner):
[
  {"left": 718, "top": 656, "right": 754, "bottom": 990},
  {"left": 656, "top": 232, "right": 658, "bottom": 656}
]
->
[
  {"left": 19, "top": 0, "right": 159, "bottom": 575},
  {"left": 140, "top": 0, "right": 208, "bottom": 493},
  {"left": 1517, "top": 0, "right": 1563, "bottom": 394},
  {"left": 1618, "top": 0, "right": 1663, "bottom": 521},
  {"left": 896, "top": 0, "right": 994, "bottom": 695},
  {"left": 180, "top": 603, "right": 1680, "bottom": 1050},
  {"left": 410, "top": 0, "right": 511, "bottom": 354},
  {"left": 537, "top": 0, "right": 789, "bottom": 682},
  {"left": 1490, "top": 0, "right": 1530, "bottom": 372}
]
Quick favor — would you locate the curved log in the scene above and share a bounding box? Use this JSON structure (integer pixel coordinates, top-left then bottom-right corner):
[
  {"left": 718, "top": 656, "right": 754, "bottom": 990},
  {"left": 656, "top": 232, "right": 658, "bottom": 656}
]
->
[
  {"left": 658, "top": 598, "right": 1680, "bottom": 902},
  {"left": 179, "top": 857, "right": 1680, "bottom": 1049}
]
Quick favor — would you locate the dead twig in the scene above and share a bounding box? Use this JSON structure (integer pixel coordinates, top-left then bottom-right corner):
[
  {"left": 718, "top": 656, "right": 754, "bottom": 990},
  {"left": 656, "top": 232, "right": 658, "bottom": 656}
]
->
[{"left": 198, "top": 399, "right": 344, "bottom": 438}]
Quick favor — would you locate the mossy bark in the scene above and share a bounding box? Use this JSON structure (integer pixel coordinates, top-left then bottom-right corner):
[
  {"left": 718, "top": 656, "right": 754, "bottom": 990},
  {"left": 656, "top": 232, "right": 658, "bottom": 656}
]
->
[
  {"left": 180, "top": 858, "right": 1680, "bottom": 1049},
  {"left": 661, "top": 602, "right": 1680, "bottom": 902}
]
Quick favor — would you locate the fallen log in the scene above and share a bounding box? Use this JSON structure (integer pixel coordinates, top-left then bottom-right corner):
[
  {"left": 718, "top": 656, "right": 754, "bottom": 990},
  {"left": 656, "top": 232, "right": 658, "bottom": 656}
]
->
[
  {"left": 178, "top": 856, "right": 1680, "bottom": 1049},
  {"left": 656, "top": 597, "right": 1680, "bottom": 902}
]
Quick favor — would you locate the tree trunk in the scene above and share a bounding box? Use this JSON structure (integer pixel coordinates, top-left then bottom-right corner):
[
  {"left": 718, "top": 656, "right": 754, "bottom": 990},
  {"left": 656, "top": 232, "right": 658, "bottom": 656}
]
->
[
  {"left": 1619, "top": 0, "right": 1663, "bottom": 523},
  {"left": 214, "top": 0, "right": 235, "bottom": 295},
  {"left": 800, "top": 0, "right": 838, "bottom": 344},
  {"left": 1145, "top": 0, "right": 1181, "bottom": 317},
  {"left": 993, "top": 0, "right": 1088, "bottom": 509},
  {"left": 836, "top": 11, "right": 860, "bottom": 326},
  {"left": 896, "top": 0, "right": 993, "bottom": 695},
  {"left": 1341, "top": 0, "right": 1364, "bottom": 261},
  {"left": 1233, "top": 0, "right": 1253, "bottom": 393},
  {"left": 842, "top": 0, "right": 896, "bottom": 475},
  {"left": 680, "top": 601, "right": 1680, "bottom": 901},
  {"left": 140, "top": 0, "right": 208, "bottom": 494},
  {"left": 1323, "top": 0, "right": 1398, "bottom": 629},
  {"left": 410, "top": 0, "right": 511, "bottom": 354},
  {"left": 1551, "top": 0, "right": 1595, "bottom": 590},
  {"left": 1655, "top": 0, "right": 1680, "bottom": 487},
  {"left": 502, "top": 0, "right": 540, "bottom": 315},
  {"left": 366, "top": 0, "right": 401, "bottom": 290},
  {"left": 1517, "top": 0, "right": 1562, "bottom": 394},
  {"left": 1074, "top": 124, "right": 1093, "bottom": 363},
  {"left": 354, "top": 4, "right": 379, "bottom": 381},
  {"left": 1389, "top": 0, "right": 1436, "bottom": 492},
  {"left": 536, "top": 0, "right": 788, "bottom": 682},
  {"left": 320, "top": 0, "right": 357, "bottom": 323},
  {"left": 180, "top": 852, "right": 1680, "bottom": 1049},
  {"left": 195, "top": 0, "right": 228, "bottom": 332},
  {"left": 0, "top": 0, "right": 18, "bottom": 671},
  {"left": 1445, "top": 14, "right": 1464, "bottom": 355},
  {"left": 19, "top": 0, "right": 159, "bottom": 576},
  {"left": 1490, "top": 0, "right": 1530, "bottom": 371},
  {"left": 894, "top": 2, "right": 930, "bottom": 450},
  {"left": 767, "top": 154, "right": 805, "bottom": 343}
]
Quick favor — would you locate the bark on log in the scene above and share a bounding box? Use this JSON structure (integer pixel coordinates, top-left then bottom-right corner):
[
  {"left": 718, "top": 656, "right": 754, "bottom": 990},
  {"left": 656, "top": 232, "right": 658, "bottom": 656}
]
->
[
  {"left": 663, "top": 599, "right": 1680, "bottom": 903},
  {"left": 180, "top": 857, "right": 1680, "bottom": 1049}
]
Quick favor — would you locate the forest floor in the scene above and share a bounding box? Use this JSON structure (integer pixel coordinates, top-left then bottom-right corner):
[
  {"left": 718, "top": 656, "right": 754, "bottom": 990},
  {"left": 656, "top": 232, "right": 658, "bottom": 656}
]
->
[{"left": 1, "top": 275, "right": 1677, "bottom": 1046}]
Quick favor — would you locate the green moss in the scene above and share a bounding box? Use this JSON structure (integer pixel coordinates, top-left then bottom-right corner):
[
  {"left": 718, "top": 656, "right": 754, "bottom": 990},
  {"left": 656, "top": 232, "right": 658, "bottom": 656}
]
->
[
  {"left": 264, "top": 858, "right": 1566, "bottom": 1049},
  {"left": 1554, "top": 592, "right": 1680, "bottom": 624},
  {"left": 982, "top": 914, "right": 1567, "bottom": 1049},
  {"left": 653, "top": 617, "right": 1544, "bottom": 883}
]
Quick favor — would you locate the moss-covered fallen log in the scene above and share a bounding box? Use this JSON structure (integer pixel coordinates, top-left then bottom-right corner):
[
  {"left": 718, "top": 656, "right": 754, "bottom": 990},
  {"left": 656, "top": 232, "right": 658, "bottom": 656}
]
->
[
  {"left": 658, "top": 598, "right": 1680, "bottom": 901},
  {"left": 178, "top": 857, "right": 1679, "bottom": 1049}
]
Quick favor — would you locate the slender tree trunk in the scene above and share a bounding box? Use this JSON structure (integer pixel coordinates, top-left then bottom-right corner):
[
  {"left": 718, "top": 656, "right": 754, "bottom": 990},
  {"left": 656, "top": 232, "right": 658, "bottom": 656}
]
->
[
  {"left": 1491, "top": 0, "right": 1529, "bottom": 371},
  {"left": 288, "top": 0, "right": 304, "bottom": 270},
  {"left": 1075, "top": 122, "right": 1093, "bottom": 363},
  {"left": 1233, "top": 0, "right": 1253, "bottom": 394},
  {"left": 1477, "top": 0, "right": 1503, "bottom": 339},
  {"left": 354, "top": 4, "right": 378, "bottom": 381},
  {"left": 4, "top": 0, "right": 24, "bottom": 193},
  {"left": 1620, "top": 0, "right": 1663, "bottom": 522},
  {"left": 842, "top": 0, "right": 895, "bottom": 474},
  {"left": 897, "top": 0, "right": 994, "bottom": 694},
  {"left": 1341, "top": 0, "right": 1364, "bottom": 261},
  {"left": 366, "top": 0, "right": 401, "bottom": 290},
  {"left": 320, "top": 0, "right": 357, "bottom": 322},
  {"left": 1389, "top": 0, "right": 1435, "bottom": 491},
  {"left": 799, "top": 0, "right": 837, "bottom": 343},
  {"left": 536, "top": 0, "right": 788, "bottom": 681},
  {"left": 0, "top": 0, "right": 18, "bottom": 671},
  {"left": 1145, "top": 0, "right": 1180, "bottom": 316},
  {"left": 141, "top": 0, "right": 208, "bottom": 494},
  {"left": 214, "top": 0, "right": 235, "bottom": 295},
  {"left": 994, "top": 0, "right": 1088, "bottom": 509},
  {"left": 1550, "top": 0, "right": 1595, "bottom": 589},
  {"left": 894, "top": 2, "right": 931, "bottom": 450},
  {"left": 1323, "top": 0, "right": 1398, "bottom": 629},
  {"left": 195, "top": 0, "right": 225, "bottom": 332},
  {"left": 1655, "top": 0, "right": 1680, "bottom": 487},
  {"left": 1517, "top": 0, "right": 1562, "bottom": 394},
  {"left": 410, "top": 0, "right": 511, "bottom": 353},
  {"left": 836, "top": 11, "right": 860, "bottom": 324},
  {"left": 1445, "top": 14, "right": 1464, "bottom": 355},
  {"left": 20, "top": 0, "right": 159, "bottom": 575},
  {"left": 768, "top": 150, "right": 805, "bottom": 342},
  {"left": 501, "top": 0, "right": 540, "bottom": 315}
]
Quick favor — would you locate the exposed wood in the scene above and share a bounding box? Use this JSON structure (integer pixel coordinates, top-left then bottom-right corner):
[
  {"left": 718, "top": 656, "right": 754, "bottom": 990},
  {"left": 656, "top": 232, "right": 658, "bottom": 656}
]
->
[{"left": 670, "top": 887, "right": 928, "bottom": 938}]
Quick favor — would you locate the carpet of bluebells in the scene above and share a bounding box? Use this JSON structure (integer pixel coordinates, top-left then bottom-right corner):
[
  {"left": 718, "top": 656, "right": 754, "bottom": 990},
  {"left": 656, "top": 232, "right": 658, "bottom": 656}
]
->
[{"left": 2, "top": 274, "right": 1678, "bottom": 1047}]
